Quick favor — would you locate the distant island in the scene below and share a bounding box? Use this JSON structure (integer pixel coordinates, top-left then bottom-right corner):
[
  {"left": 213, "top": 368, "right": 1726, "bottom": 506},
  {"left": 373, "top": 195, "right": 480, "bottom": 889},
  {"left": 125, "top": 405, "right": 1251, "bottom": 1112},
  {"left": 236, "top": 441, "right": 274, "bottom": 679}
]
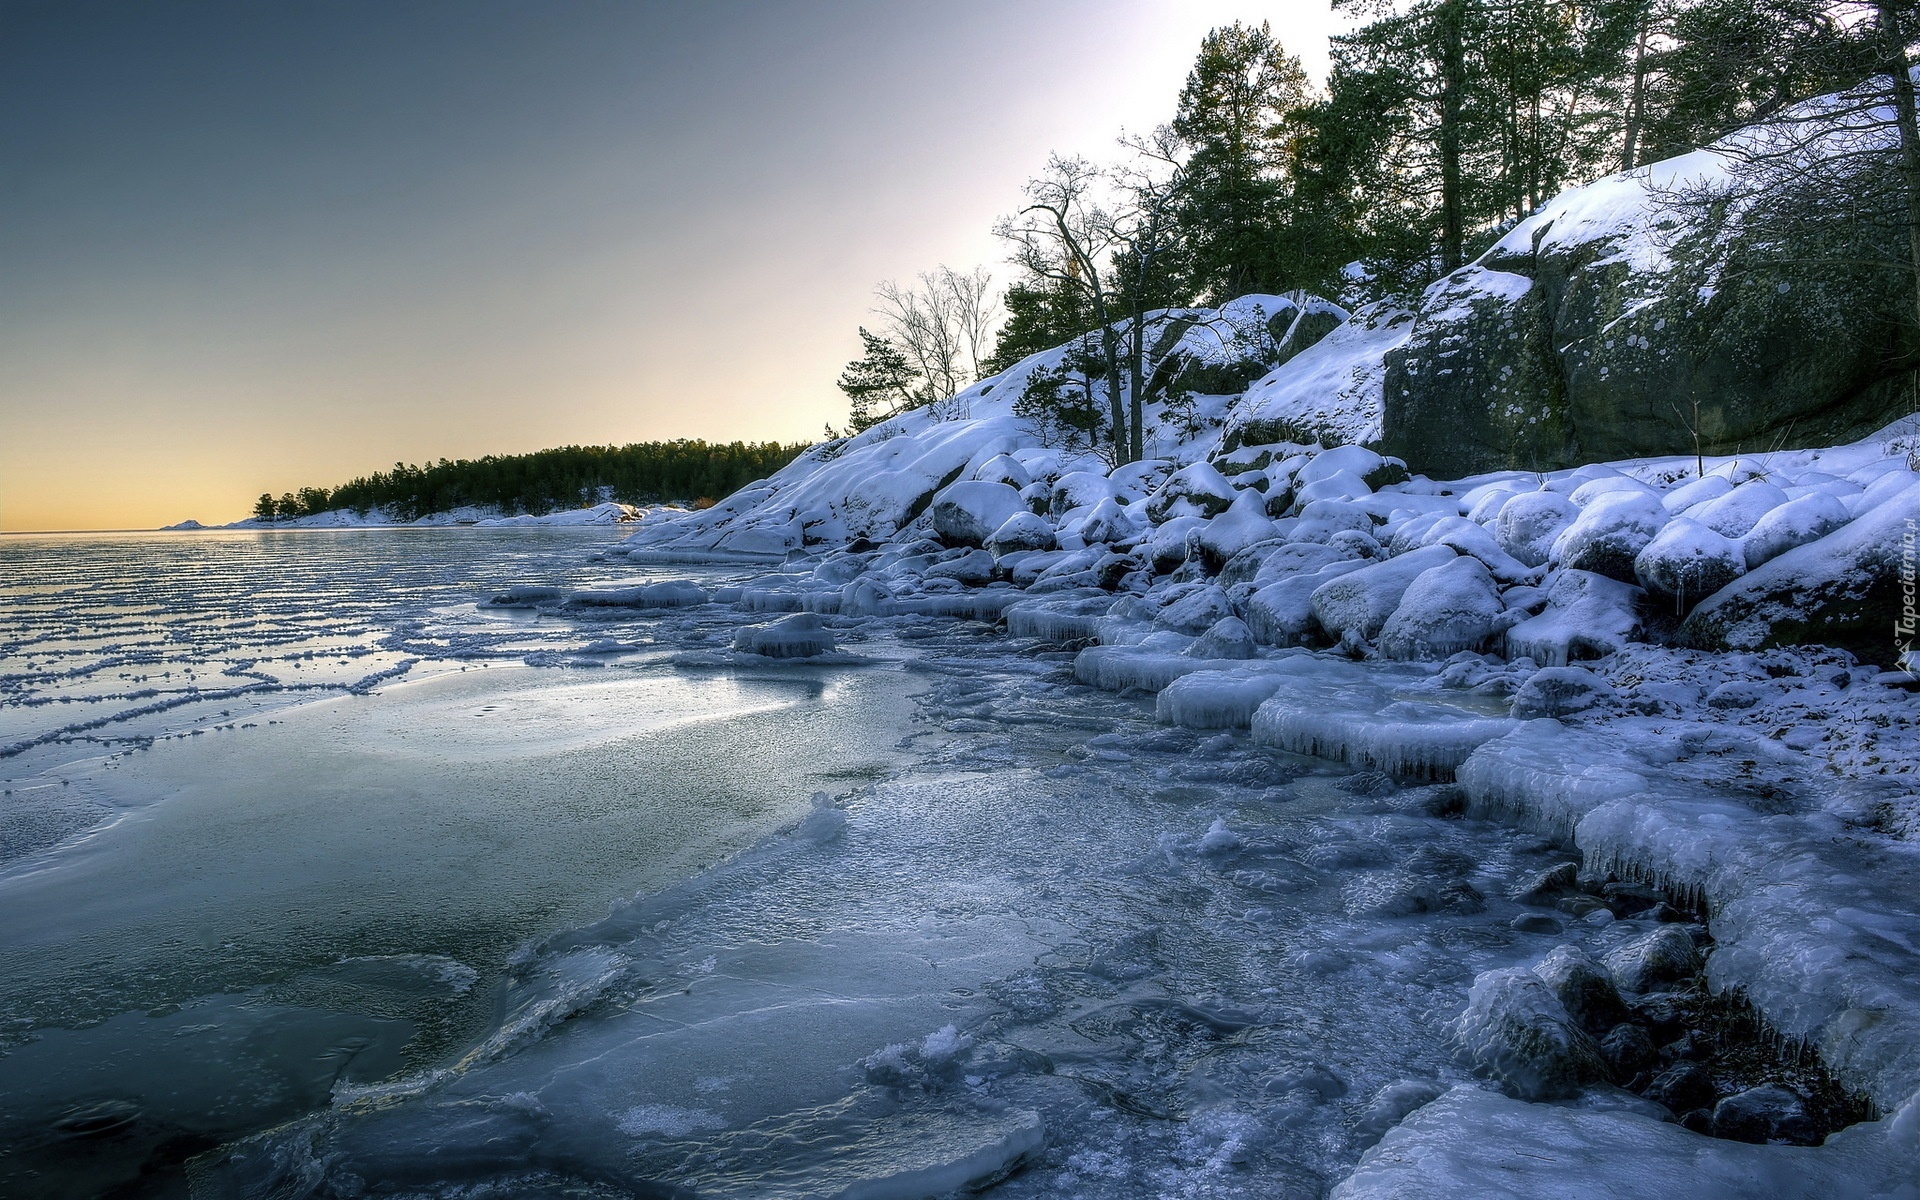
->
[{"left": 241, "top": 439, "right": 807, "bottom": 526}]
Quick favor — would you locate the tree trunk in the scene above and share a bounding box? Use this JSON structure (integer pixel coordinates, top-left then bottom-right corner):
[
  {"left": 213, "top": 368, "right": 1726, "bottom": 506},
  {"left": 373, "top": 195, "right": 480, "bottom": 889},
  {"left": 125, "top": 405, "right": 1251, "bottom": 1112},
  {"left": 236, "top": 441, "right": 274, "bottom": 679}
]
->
[
  {"left": 1437, "top": 0, "right": 1468, "bottom": 273},
  {"left": 1621, "top": 6, "right": 1650, "bottom": 172},
  {"left": 1095, "top": 315, "right": 1127, "bottom": 465},
  {"left": 1880, "top": 0, "right": 1920, "bottom": 340},
  {"left": 1127, "top": 311, "right": 1146, "bottom": 464}
]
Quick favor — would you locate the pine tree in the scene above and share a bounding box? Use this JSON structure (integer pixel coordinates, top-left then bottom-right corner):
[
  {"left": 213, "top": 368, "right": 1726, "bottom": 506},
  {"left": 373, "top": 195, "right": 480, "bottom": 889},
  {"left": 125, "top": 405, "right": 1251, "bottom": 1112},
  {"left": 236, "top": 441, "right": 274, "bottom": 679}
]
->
[
  {"left": 1171, "top": 21, "right": 1314, "bottom": 301},
  {"left": 835, "top": 327, "right": 921, "bottom": 431},
  {"left": 985, "top": 276, "right": 1092, "bottom": 374},
  {"left": 252, "top": 493, "right": 277, "bottom": 522}
]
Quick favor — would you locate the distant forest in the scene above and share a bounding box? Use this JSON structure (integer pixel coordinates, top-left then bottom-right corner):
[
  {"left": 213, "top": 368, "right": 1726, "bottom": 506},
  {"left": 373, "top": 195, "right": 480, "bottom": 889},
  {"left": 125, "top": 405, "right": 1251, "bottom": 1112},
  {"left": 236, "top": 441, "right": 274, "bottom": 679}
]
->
[{"left": 254, "top": 440, "right": 809, "bottom": 522}]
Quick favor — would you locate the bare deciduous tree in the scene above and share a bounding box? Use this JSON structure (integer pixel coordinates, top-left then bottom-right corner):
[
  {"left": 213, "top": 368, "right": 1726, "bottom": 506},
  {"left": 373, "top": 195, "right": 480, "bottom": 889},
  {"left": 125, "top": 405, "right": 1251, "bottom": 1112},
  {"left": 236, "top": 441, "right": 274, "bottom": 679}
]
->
[{"left": 872, "top": 266, "right": 1001, "bottom": 419}]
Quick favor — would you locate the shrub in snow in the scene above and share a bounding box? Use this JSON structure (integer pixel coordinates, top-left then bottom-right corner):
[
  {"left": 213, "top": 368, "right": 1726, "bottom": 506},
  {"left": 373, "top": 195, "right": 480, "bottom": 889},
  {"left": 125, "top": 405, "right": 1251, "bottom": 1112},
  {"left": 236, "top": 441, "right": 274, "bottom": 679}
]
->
[
  {"left": 985, "top": 512, "right": 1057, "bottom": 558},
  {"left": 1155, "top": 585, "right": 1235, "bottom": 635},
  {"left": 1509, "top": 666, "right": 1617, "bottom": 719},
  {"left": 1711, "top": 1085, "right": 1817, "bottom": 1145},
  {"left": 1245, "top": 561, "right": 1367, "bottom": 646},
  {"left": 971, "top": 453, "right": 1032, "bottom": 490},
  {"left": 1196, "top": 491, "right": 1280, "bottom": 571},
  {"left": 1077, "top": 497, "right": 1143, "bottom": 547},
  {"left": 732, "top": 612, "right": 837, "bottom": 659},
  {"left": 1145, "top": 462, "right": 1237, "bottom": 523},
  {"left": 1504, "top": 570, "right": 1644, "bottom": 667},
  {"left": 1376, "top": 556, "right": 1504, "bottom": 661},
  {"left": 1551, "top": 490, "right": 1668, "bottom": 582},
  {"left": 1632, "top": 518, "right": 1745, "bottom": 610},
  {"left": 1185, "top": 616, "right": 1256, "bottom": 660},
  {"left": 930, "top": 481, "right": 1028, "bottom": 547},
  {"left": 1048, "top": 470, "right": 1116, "bottom": 520},
  {"left": 1310, "top": 545, "right": 1458, "bottom": 643},
  {"left": 1454, "top": 966, "right": 1607, "bottom": 1100},
  {"left": 1529, "top": 945, "right": 1629, "bottom": 1037},
  {"left": 1684, "top": 478, "right": 1790, "bottom": 538},
  {"left": 1741, "top": 491, "right": 1850, "bottom": 568},
  {"left": 1678, "top": 480, "right": 1920, "bottom": 666},
  {"left": 1601, "top": 926, "right": 1700, "bottom": 994},
  {"left": 1493, "top": 490, "right": 1579, "bottom": 567}
]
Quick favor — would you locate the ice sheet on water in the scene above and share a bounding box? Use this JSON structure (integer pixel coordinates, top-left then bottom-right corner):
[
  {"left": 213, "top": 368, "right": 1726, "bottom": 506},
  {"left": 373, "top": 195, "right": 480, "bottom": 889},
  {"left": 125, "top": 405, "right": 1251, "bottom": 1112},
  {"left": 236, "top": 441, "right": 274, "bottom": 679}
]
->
[{"left": 192, "top": 623, "right": 1599, "bottom": 1199}]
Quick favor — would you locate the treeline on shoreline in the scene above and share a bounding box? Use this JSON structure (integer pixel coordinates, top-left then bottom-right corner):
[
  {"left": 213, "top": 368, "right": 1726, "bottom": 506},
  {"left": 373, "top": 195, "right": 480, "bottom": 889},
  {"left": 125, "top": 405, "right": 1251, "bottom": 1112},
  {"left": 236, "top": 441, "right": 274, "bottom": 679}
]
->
[{"left": 254, "top": 440, "right": 809, "bottom": 522}]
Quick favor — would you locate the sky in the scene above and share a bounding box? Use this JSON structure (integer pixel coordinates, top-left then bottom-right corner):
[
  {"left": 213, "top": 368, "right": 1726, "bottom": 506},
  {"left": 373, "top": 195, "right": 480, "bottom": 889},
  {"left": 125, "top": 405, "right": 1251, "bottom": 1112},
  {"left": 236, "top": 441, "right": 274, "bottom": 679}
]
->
[{"left": 0, "top": 1, "right": 1347, "bottom": 531}]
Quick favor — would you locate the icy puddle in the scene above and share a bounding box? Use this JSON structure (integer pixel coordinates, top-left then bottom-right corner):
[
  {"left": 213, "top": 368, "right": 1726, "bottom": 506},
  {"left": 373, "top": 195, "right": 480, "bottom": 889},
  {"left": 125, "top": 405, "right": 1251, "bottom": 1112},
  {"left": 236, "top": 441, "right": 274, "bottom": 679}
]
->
[
  {"left": 0, "top": 660, "right": 922, "bottom": 1197},
  {"left": 176, "top": 622, "right": 1599, "bottom": 1200}
]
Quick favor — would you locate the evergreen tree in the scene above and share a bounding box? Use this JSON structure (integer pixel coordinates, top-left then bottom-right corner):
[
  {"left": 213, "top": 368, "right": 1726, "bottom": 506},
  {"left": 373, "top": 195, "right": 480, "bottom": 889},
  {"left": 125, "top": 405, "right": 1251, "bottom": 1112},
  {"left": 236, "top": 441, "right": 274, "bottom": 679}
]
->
[
  {"left": 835, "top": 326, "right": 921, "bottom": 431},
  {"left": 252, "top": 493, "right": 277, "bottom": 522},
  {"left": 985, "top": 276, "right": 1092, "bottom": 374},
  {"left": 1636, "top": 0, "right": 1878, "bottom": 163},
  {"left": 1171, "top": 22, "right": 1314, "bottom": 301}
]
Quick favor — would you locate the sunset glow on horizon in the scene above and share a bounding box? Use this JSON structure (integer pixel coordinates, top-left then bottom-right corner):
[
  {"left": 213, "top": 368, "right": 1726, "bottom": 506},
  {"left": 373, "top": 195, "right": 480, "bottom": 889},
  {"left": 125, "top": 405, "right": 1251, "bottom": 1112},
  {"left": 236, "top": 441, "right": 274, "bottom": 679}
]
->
[{"left": 1, "top": 1, "right": 1344, "bottom": 531}]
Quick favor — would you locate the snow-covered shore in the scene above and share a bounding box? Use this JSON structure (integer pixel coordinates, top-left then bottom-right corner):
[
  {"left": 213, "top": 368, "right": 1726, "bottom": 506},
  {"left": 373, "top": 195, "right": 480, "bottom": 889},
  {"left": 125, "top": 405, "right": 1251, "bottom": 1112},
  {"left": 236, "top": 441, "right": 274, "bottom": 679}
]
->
[{"left": 563, "top": 383, "right": 1920, "bottom": 1194}]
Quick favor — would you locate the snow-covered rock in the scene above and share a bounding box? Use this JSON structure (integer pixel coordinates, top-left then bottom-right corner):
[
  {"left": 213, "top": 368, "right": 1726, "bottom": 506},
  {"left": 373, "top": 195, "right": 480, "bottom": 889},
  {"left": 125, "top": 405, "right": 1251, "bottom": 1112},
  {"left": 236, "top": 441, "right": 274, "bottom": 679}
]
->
[
  {"left": 1376, "top": 556, "right": 1504, "bottom": 661},
  {"left": 1076, "top": 497, "right": 1143, "bottom": 547},
  {"left": 1742, "top": 490, "right": 1852, "bottom": 569},
  {"left": 1311, "top": 545, "right": 1458, "bottom": 643},
  {"left": 732, "top": 612, "right": 838, "bottom": 659},
  {"left": 1504, "top": 570, "right": 1644, "bottom": 666},
  {"left": 931, "top": 481, "right": 1029, "bottom": 547},
  {"left": 1145, "top": 462, "right": 1236, "bottom": 523},
  {"left": 985, "top": 512, "right": 1057, "bottom": 557},
  {"left": 1552, "top": 490, "right": 1668, "bottom": 582},
  {"left": 1679, "top": 480, "right": 1920, "bottom": 666},
  {"left": 1194, "top": 490, "right": 1279, "bottom": 570},
  {"left": 1454, "top": 966, "right": 1607, "bottom": 1100},
  {"left": 1686, "top": 479, "right": 1791, "bottom": 538},
  {"left": 1633, "top": 518, "right": 1745, "bottom": 609},
  {"left": 1492, "top": 490, "right": 1579, "bottom": 568}
]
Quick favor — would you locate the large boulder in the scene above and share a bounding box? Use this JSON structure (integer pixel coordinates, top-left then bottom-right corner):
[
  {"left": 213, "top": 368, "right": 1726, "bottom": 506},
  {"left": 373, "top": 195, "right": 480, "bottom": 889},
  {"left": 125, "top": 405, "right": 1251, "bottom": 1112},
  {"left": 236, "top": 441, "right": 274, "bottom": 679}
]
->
[
  {"left": 1376, "top": 556, "right": 1505, "bottom": 660},
  {"left": 1310, "top": 545, "right": 1459, "bottom": 644},
  {"left": 1245, "top": 560, "right": 1368, "bottom": 646},
  {"left": 1505, "top": 569, "right": 1645, "bottom": 667},
  {"left": 1048, "top": 471, "right": 1117, "bottom": 520},
  {"left": 985, "top": 512, "right": 1058, "bottom": 557},
  {"left": 1145, "top": 462, "right": 1237, "bottom": 523},
  {"left": 1493, "top": 490, "right": 1580, "bottom": 568},
  {"left": 930, "top": 481, "right": 1028, "bottom": 547},
  {"left": 1454, "top": 966, "right": 1608, "bottom": 1100},
  {"left": 1684, "top": 479, "right": 1790, "bottom": 538},
  {"left": 1742, "top": 490, "right": 1851, "bottom": 568},
  {"left": 1376, "top": 112, "right": 1917, "bottom": 475},
  {"left": 1552, "top": 491, "right": 1668, "bottom": 582},
  {"left": 1195, "top": 490, "right": 1280, "bottom": 571},
  {"left": 1632, "top": 518, "right": 1745, "bottom": 611},
  {"left": 1679, "top": 481, "right": 1920, "bottom": 666}
]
